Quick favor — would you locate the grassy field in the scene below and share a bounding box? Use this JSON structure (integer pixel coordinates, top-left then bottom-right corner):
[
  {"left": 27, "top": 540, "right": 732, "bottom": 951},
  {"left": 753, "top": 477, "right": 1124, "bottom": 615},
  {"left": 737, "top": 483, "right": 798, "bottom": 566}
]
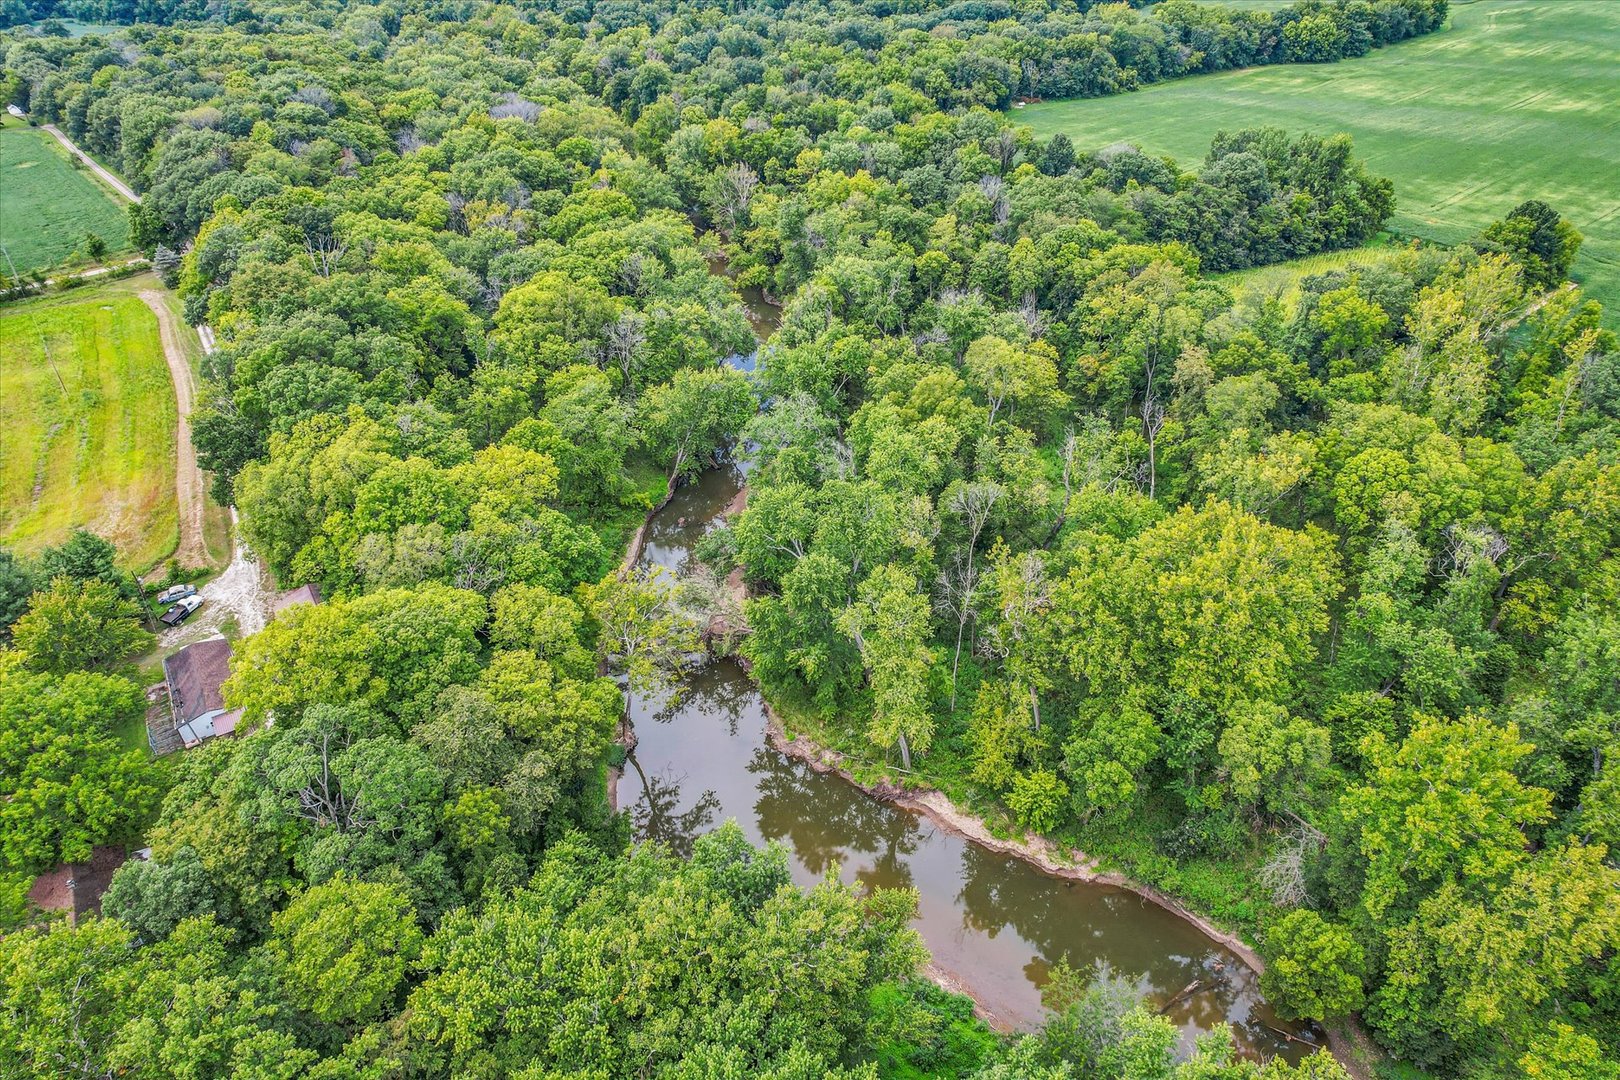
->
[
  {"left": 1016, "top": 1, "right": 1620, "bottom": 315},
  {"left": 1214, "top": 236, "right": 1415, "bottom": 298},
  {"left": 0, "top": 119, "right": 133, "bottom": 276},
  {"left": 0, "top": 277, "right": 178, "bottom": 571}
]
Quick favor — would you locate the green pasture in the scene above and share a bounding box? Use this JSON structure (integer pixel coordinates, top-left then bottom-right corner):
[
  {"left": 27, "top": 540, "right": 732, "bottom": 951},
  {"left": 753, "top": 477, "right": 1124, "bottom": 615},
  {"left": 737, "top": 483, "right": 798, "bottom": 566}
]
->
[
  {"left": 0, "top": 277, "right": 178, "bottom": 571},
  {"left": 0, "top": 122, "right": 132, "bottom": 276},
  {"left": 1016, "top": 1, "right": 1620, "bottom": 314},
  {"left": 1213, "top": 236, "right": 1415, "bottom": 299}
]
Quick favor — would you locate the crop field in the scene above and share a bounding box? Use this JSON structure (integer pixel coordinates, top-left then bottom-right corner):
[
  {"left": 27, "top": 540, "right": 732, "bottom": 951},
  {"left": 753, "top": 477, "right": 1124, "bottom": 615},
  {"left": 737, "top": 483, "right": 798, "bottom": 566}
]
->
[
  {"left": 1016, "top": 1, "right": 1620, "bottom": 315},
  {"left": 0, "top": 120, "right": 132, "bottom": 275},
  {"left": 0, "top": 277, "right": 178, "bottom": 570}
]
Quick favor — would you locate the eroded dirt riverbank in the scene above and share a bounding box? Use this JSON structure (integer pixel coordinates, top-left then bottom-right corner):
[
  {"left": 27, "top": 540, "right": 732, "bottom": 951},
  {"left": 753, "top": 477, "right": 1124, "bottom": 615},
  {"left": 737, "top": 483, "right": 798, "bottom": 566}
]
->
[{"left": 615, "top": 461, "right": 1320, "bottom": 1061}]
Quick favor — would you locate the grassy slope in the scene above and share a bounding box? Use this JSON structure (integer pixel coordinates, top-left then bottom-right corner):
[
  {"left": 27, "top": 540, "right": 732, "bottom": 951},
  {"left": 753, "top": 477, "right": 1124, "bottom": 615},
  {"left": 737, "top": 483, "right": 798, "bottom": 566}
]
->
[
  {"left": 0, "top": 119, "right": 133, "bottom": 275},
  {"left": 0, "top": 276, "right": 178, "bottom": 571},
  {"left": 1214, "top": 235, "right": 1414, "bottom": 298},
  {"left": 1015, "top": 1, "right": 1620, "bottom": 315}
]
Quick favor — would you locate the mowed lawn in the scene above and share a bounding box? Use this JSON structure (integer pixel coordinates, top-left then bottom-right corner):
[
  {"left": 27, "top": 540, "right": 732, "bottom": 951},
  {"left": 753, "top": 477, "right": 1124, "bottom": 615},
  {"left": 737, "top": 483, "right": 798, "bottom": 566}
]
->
[
  {"left": 1016, "top": 1, "right": 1620, "bottom": 314},
  {"left": 0, "top": 279, "right": 178, "bottom": 570},
  {"left": 0, "top": 120, "right": 132, "bottom": 275}
]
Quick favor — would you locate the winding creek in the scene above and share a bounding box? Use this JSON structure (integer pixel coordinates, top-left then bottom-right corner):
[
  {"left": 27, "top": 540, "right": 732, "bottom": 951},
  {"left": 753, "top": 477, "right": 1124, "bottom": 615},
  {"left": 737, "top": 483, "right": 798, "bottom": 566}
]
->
[{"left": 619, "top": 271, "right": 1319, "bottom": 1062}]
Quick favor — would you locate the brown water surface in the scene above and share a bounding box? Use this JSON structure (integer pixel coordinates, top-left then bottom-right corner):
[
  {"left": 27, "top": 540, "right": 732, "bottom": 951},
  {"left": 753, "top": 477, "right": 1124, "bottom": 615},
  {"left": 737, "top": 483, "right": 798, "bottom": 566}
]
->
[{"left": 622, "top": 459, "right": 1319, "bottom": 1061}]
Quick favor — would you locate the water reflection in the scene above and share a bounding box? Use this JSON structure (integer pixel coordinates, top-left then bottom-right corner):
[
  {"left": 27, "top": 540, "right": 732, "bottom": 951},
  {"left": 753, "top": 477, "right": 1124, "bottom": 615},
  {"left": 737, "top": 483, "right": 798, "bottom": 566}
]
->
[
  {"left": 626, "top": 757, "right": 720, "bottom": 859},
  {"left": 617, "top": 394, "right": 1317, "bottom": 1063},
  {"left": 620, "top": 668, "right": 1313, "bottom": 1056}
]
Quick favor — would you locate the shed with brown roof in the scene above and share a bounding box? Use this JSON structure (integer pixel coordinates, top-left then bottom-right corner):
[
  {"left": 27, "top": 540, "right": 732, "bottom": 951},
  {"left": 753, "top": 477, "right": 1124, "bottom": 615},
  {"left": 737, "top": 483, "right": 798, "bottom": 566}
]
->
[
  {"left": 273, "top": 583, "right": 322, "bottom": 616},
  {"left": 26, "top": 846, "right": 127, "bottom": 924}
]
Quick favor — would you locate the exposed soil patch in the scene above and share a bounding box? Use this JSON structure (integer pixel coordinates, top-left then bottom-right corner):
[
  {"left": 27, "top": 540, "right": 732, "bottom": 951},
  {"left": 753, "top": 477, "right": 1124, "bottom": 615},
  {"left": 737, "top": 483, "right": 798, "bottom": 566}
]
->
[{"left": 158, "top": 509, "right": 273, "bottom": 649}]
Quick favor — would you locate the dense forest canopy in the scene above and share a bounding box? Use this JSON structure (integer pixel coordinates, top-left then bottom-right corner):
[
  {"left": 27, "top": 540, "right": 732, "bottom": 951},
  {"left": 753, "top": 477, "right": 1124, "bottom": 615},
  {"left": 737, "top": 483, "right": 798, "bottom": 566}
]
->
[{"left": 2, "top": 0, "right": 1617, "bottom": 1077}]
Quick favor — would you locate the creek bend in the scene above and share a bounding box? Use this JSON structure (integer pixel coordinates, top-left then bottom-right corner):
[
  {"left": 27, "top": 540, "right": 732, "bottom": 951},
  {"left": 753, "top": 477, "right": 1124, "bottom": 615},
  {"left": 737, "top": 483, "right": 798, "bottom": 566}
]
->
[{"left": 619, "top": 274, "right": 1318, "bottom": 1061}]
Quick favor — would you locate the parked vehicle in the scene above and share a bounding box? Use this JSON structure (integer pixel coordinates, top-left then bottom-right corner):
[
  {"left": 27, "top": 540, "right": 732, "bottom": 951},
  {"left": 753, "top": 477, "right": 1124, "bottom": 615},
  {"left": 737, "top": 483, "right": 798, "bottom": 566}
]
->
[
  {"left": 160, "top": 595, "right": 203, "bottom": 627},
  {"left": 155, "top": 583, "right": 197, "bottom": 605}
]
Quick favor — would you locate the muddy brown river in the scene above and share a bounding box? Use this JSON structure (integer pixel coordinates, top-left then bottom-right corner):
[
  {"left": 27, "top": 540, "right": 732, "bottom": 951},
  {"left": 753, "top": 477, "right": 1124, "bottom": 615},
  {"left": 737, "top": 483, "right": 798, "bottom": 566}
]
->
[{"left": 620, "top": 276, "right": 1319, "bottom": 1061}]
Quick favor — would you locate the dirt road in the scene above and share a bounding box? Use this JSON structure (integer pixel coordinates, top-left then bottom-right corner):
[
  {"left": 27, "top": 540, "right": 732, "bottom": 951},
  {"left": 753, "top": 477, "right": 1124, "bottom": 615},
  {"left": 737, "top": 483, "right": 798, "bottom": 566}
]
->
[
  {"left": 41, "top": 124, "right": 140, "bottom": 203},
  {"left": 138, "top": 288, "right": 208, "bottom": 570},
  {"left": 159, "top": 508, "right": 273, "bottom": 649}
]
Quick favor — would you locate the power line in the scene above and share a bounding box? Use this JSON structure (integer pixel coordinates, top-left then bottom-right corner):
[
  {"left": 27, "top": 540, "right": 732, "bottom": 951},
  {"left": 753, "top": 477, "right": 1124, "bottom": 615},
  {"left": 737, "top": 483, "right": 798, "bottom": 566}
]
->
[{"left": 2, "top": 241, "right": 68, "bottom": 396}]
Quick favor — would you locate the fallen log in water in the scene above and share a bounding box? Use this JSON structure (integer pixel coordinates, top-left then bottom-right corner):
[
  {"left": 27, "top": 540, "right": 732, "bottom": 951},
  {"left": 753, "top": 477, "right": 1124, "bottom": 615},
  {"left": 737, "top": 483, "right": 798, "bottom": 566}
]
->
[{"left": 1158, "top": 979, "right": 1210, "bottom": 1014}]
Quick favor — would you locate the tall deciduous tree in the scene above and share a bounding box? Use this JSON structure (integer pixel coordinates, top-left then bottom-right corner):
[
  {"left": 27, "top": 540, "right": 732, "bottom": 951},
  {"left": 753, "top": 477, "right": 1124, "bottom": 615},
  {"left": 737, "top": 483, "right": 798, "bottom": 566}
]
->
[
  {"left": 1261, "top": 909, "right": 1365, "bottom": 1021},
  {"left": 639, "top": 365, "right": 755, "bottom": 495},
  {"left": 583, "top": 567, "right": 701, "bottom": 719},
  {"left": 0, "top": 657, "right": 159, "bottom": 873},
  {"left": 11, "top": 577, "right": 152, "bottom": 675},
  {"left": 267, "top": 875, "right": 423, "bottom": 1027},
  {"left": 838, "top": 565, "right": 937, "bottom": 771}
]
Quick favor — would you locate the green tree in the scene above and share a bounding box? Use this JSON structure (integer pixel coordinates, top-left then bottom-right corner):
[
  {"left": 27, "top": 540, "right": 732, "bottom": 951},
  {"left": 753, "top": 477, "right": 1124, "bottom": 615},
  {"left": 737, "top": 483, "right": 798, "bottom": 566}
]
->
[
  {"left": 1341, "top": 713, "right": 1551, "bottom": 921},
  {"left": 1006, "top": 770, "right": 1069, "bottom": 833},
  {"left": 266, "top": 875, "right": 423, "bottom": 1027},
  {"left": 1482, "top": 200, "right": 1582, "bottom": 292},
  {"left": 102, "top": 846, "right": 226, "bottom": 944},
  {"left": 962, "top": 335, "right": 1063, "bottom": 431},
  {"left": 1519, "top": 1021, "right": 1620, "bottom": 1080},
  {"left": 639, "top": 365, "right": 755, "bottom": 495},
  {"left": 1260, "top": 910, "right": 1365, "bottom": 1021},
  {"left": 224, "top": 584, "right": 487, "bottom": 726},
  {"left": 0, "top": 912, "right": 141, "bottom": 1077},
  {"left": 1216, "top": 702, "right": 1331, "bottom": 816},
  {"left": 582, "top": 567, "right": 700, "bottom": 719},
  {"left": 407, "top": 827, "right": 924, "bottom": 1076},
  {"left": 0, "top": 657, "right": 159, "bottom": 873},
  {"left": 0, "top": 547, "right": 37, "bottom": 637},
  {"left": 36, "top": 528, "right": 131, "bottom": 597},
  {"left": 837, "top": 564, "right": 937, "bottom": 771},
  {"left": 11, "top": 577, "right": 152, "bottom": 674},
  {"left": 492, "top": 270, "right": 621, "bottom": 374},
  {"left": 1056, "top": 503, "right": 1337, "bottom": 716}
]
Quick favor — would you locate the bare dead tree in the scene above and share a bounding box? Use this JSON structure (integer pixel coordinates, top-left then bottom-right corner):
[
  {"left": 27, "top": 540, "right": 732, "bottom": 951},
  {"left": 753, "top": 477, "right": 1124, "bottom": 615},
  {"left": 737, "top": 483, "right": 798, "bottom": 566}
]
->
[
  {"left": 1017, "top": 293, "right": 1044, "bottom": 337},
  {"left": 1140, "top": 386, "right": 1166, "bottom": 500},
  {"left": 489, "top": 92, "right": 542, "bottom": 122},
  {"left": 1258, "top": 819, "right": 1327, "bottom": 908},
  {"left": 445, "top": 191, "right": 469, "bottom": 235},
  {"left": 294, "top": 731, "right": 361, "bottom": 831},
  {"left": 713, "top": 162, "right": 760, "bottom": 239},
  {"left": 304, "top": 233, "right": 346, "bottom": 278},
  {"left": 603, "top": 311, "right": 648, "bottom": 400}
]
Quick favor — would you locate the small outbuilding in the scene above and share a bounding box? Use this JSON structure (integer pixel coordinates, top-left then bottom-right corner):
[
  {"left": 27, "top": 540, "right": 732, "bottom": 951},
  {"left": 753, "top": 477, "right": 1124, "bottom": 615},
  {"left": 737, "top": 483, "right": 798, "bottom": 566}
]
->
[
  {"left": 26, "top": 846, "right": 127, "bottom": 925},
  {"left": 161, "top": 637, "right": 242, "bottom": 750},
  {"left": 273, "top": 583, "right": 322, "bottom": 616}
]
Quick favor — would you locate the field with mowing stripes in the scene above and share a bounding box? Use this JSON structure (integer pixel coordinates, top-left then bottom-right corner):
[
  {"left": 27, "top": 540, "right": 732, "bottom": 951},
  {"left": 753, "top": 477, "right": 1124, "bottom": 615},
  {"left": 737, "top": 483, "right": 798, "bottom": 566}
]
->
[
  {"left": 0, "top": 277, "right": 178, "bottom": 570},
  {"left": 1016, "top": 1, "right": 1620, "bottom": 315},
  {"left": 0, "top": 119, "right": 132, "bottom": 275}
]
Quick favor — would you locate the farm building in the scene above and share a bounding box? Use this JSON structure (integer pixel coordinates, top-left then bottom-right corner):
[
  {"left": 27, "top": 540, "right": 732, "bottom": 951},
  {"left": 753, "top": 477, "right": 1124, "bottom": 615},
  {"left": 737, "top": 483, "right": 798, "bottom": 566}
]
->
[
  {"left": 273, "top": 582, "right": 322, "bottom": 616},
  {"left": 159, "top": 637, "right": 243, "bottom": 750},
  {"left": 25, "top": 846, "right": 128, "bottom": 925}
]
